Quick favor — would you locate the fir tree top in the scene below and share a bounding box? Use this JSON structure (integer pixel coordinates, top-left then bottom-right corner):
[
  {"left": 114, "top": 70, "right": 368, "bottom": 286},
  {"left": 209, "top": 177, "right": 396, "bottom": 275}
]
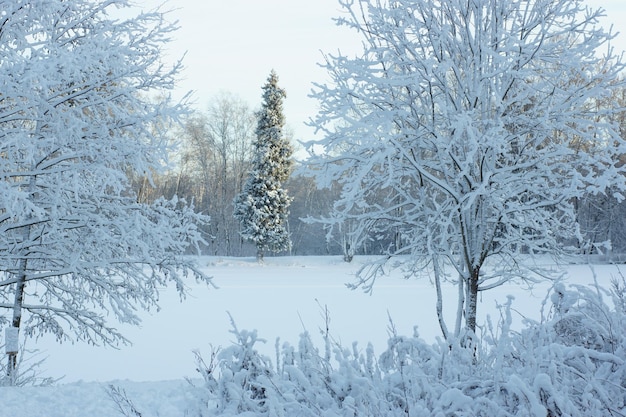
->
[{"left": 257, "top": 70, "right": 286, "bottom": 140}]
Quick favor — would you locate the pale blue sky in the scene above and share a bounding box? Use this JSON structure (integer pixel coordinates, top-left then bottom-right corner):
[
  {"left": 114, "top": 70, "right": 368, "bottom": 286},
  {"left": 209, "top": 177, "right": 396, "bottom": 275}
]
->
[
  {"left": 136, "top": 0, "right": 626, "bottom": 145},
  {"left": 136, "top": 0, "right": 359, "bottom": 147},
  {"left": 590, "top": 0, "right": 626, "bottom": 50}
]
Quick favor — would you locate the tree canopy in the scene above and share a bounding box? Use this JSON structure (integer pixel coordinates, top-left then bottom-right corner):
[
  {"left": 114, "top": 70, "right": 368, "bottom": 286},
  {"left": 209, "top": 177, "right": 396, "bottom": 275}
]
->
[
  {"left": 307, "top": 0, "right": 626, "bottom": 339},
  {"left": 0, "top": 0, "right": 210, "bottom": 381}
]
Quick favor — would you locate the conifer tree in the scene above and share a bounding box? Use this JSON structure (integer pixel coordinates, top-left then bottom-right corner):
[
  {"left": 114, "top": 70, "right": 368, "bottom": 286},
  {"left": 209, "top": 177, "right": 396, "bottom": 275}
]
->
[{"left": 234, "top": 71, "right": 293, "bottom": 261}]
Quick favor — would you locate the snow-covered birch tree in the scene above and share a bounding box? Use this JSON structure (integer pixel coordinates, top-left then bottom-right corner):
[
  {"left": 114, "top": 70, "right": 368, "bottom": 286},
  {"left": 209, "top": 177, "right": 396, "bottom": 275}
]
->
[
  {"left": 0, "top": 0, "right": 210, "bottom": 380},
  {"left": 234, "top": 71, "right": 293, "bottom": 262},
  {"left": 307, "top": 0, "right": 626, "bottom": 341}
]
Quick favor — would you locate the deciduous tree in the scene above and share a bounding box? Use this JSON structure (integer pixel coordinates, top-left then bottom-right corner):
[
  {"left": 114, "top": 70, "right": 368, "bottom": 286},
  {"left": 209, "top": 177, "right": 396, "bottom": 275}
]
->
[
  {"left": 0, "top": 0, "right": 210, "bottom": 381},
  {"left": 179, "top": 94, "right": 256, "bottom": 256},
  {"left": 307, "top": 0, "right": 626, "bottom": 341}
]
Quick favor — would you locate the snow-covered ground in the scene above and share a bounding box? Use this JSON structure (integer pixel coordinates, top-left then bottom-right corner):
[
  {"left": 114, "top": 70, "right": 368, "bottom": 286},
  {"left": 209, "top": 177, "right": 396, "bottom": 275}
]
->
[
  {"left": 1, "top": 255, "right": 621, "bottom": 416},
  {"left": 1, "top": 379, "right": 206, "bottom": 417}
]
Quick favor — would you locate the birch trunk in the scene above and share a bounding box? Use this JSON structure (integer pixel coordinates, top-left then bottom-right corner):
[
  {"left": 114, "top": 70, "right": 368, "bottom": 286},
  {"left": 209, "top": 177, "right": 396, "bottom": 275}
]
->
[{"left": 7, "top": 159, "right": 38, "bottom": 381}]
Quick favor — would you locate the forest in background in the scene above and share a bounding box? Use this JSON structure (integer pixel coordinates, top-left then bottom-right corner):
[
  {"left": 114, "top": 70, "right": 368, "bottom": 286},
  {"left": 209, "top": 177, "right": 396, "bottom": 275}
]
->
[{"left": 133, "top": 87, "right": 626, "bottom": 260}]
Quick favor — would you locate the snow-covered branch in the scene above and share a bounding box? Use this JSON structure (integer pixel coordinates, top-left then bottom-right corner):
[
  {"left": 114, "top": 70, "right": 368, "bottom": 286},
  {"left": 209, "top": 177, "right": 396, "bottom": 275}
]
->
[
  {"left": 306, "top": 0, "right": 626, "bottom": 338},
  {"left": 0, "top": 0, "right": 212, "bottom": 373}
]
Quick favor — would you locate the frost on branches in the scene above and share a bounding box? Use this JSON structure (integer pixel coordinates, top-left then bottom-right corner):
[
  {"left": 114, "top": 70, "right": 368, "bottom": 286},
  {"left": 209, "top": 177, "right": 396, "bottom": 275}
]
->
[
  {"left": 0, "top": 0, "right": 210, "bottom": 382},
  {"left": 195, "top": 282, "right": 626, "bottom": 416},
  {"left": 234, "top": 71, "right": 294, "bottom": 262},
  {"left": 306, "top": 0, "right": 626, "bottom": 340}
]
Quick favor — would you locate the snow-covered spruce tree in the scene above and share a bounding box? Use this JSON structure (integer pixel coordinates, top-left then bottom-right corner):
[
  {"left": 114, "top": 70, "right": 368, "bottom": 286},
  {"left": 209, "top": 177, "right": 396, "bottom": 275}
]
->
[
  {"left": 234, "top": 71, "right": 293, "bottom": 262},
  {"left": 307, "top": 0, "right": 626, "bottom": 340},
  {"left": 0, "top": 0, "right": 210, "bottom": 381}
]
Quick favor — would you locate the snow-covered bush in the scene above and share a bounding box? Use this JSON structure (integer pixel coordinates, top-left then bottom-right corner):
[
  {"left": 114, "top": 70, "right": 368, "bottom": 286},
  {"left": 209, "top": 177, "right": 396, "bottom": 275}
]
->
[{"left": 195, "top": 282, "right": 626, "bottom": 416}]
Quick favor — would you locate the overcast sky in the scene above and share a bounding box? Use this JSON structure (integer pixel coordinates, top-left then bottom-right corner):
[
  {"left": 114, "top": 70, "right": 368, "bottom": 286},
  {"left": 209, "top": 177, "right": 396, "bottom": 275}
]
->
[{"left": 134, "top": 0, "right": 626, "bottom": 147}]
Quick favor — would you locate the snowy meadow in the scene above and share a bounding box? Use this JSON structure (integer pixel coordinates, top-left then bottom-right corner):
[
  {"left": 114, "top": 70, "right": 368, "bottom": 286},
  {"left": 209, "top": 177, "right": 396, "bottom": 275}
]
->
[
  {"left": 3, "top": 0, "right": 626, "bottom": 415},
  {"left": 2, "top": 255, "right": 623, "bottom": 416}
]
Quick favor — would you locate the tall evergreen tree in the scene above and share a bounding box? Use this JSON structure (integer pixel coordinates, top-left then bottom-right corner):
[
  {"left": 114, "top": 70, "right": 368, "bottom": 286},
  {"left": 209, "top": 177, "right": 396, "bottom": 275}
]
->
[{"left": 234, "top": 71, "right": 293, "bottom": 261}]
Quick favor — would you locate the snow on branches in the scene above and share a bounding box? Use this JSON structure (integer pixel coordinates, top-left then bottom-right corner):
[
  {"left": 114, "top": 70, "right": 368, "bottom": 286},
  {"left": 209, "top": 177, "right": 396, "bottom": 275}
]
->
[
  {"left": 0, "top": 0, "right": 210, "bottom": 380},
  {"left": 306, "top": 0, "right": 626, "bottom": 339},
  {"left": 234, "top": 71, "right": 294, "bottom": 262}
]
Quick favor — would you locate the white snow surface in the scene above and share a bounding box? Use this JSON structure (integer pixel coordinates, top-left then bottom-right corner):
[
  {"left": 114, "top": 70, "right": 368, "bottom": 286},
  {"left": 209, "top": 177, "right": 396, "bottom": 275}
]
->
[
  {"left": 0, "top": 255, "right": 618, "bottom": 416},
  {"left": 1, "top": 379, "right": 206, "bottom": 417}
]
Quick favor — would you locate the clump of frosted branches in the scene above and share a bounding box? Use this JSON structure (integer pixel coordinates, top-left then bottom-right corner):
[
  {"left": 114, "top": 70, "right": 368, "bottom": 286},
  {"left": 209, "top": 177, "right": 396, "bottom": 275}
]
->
[{"left": 194, "top": 282, "right": 626, "bottom": 416}]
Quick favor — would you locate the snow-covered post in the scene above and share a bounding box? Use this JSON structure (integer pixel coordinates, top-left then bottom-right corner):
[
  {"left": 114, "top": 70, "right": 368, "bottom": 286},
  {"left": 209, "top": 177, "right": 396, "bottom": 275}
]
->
[{"left": 5, "top": 327, "right": 18, "bottom": 384}]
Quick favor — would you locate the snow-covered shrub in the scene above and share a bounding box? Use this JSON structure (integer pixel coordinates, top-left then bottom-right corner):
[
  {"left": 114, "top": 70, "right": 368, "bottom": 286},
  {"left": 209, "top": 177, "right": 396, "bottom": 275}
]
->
[
  {"left": 198, "top": 319, "right": 276, "bottom": 416},
  {"left": 461, "top": 282, "right": 626, "bottom": 416},
  {"left": 195, "top": 283, "right": 626, "bottom": 416},
  {"left": 197, "top": 322, "right": 385, "bottom": 416}
]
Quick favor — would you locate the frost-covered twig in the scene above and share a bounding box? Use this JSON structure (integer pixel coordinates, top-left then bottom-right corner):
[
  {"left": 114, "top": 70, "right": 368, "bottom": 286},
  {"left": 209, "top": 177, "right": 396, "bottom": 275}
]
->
[{"left": 107, "top": 385, "right": 143, "bottom": 417}]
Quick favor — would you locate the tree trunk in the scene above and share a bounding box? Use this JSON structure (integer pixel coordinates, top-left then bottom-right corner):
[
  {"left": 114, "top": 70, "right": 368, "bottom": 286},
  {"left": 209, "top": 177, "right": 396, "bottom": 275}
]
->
[
  {"left": 8, "top": 171, "right": 37, "bottom": 382},
  {"left": 256, "top": 248, "right": 264, "bottom": 263},
  {"left": 454, "top": 270, "right": 465, "bottom": 338},
  {"left": 8, "top": 260, "right": 27, "bottom": 383},
  {"left": 432, "top": 257, "right": 449, "bottom": 341},
  {"left": 465, "top": 266, "right": 480, "bottom": 337}
]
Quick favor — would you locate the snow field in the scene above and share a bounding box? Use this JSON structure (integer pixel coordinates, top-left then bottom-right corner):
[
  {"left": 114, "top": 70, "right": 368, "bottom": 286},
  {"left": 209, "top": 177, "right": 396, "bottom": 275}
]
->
[{"left": 1, "top": 255, "right": 619, "bottom": 416}]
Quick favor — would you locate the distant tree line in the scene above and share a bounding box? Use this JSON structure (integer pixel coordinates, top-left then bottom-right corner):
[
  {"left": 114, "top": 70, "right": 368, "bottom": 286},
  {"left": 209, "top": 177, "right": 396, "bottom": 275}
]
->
[{"left": 133, "top": 82, "right": 626, "bottom": 261}]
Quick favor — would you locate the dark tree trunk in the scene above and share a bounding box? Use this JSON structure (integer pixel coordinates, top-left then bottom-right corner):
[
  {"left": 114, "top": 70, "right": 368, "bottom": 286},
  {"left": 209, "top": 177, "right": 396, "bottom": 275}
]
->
[
  {"left": 466, "top": 266, "right": 480, "bottom": 337},
  {"left": 8, "top": 266, "right": 27, "bottom": 382}
]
